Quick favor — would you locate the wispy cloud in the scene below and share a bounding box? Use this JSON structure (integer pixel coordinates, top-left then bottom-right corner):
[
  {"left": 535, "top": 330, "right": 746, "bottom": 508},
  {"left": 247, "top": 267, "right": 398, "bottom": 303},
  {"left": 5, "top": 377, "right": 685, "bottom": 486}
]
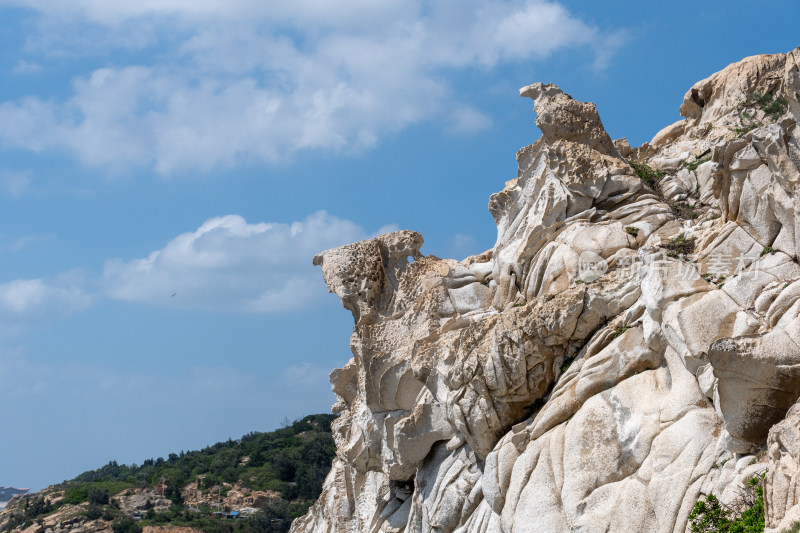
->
[
  {"left": 0, "top": 0, "right": 623, "bottom": 174},
  {"left": 11, "top": 60, "right": 42, "bottom": 74},
  {"left": 7, "top": 233, "right": 55, "bottom": 252}
]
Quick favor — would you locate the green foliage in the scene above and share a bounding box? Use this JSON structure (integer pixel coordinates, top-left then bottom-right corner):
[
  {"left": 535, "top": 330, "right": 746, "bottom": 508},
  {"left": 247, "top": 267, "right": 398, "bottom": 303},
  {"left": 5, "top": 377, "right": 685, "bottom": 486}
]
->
[
  {"left": 112, "top": 517, "right": 143, "bottom": 533},
  {"left": 63, "top": 485, "right": 89, "bottom": 505},
  {"left": 560, "top": 358, "right": 574, "bottom": 374},
  {"left": 689, "top": 474, "right": 765, "bottom": 533},
  {"left": 689, "top": 493, "right": 732, "bottom": 531},
  {"left": 734, "top": 124, "right": 758, "bottom": 137},
  {"left": 749, "top": 91, "right": 789, "bottom": 121},
  {"left": 6, "top": 415, "right": 337, "bottom": 533},
  {"left": 62, "top": 480, "right": 136, "bottom": 506},
  {"left": 665, "top": 233, "right": 696, "bottom": 257},
  {"left": 64, "top": 414, "right": 337, "bottom": 504},
  {"left": 0, "top": 496, "right": 56, "bottom": 531},
  {"left": 684, "top": 155, "right": 711, "bottom": 172},
  {"left": 761, "top": 247, "right": 774, "bottom": 256},
  {"left": 734, "top": 90, "right": 789, "bottom": 138},
  {"left": 86, "top": 504, "right": 104, "bottom": 520},
  {"left": 712, "top": 458, "right": 729, "bottom": 470},
  {"left": 629, "top": 160, "right": 665, "bottom": 190},
  {"left": 89, "top": 487, "right": 110, "bottom": 505},
  {"left": 669, "top": 201, "right": 699, "bottom": 220},
  {"left": 629, "top": 160, "right": 699, "bottom": 219},
  {"left": 139, "top": 503, "right": 299, "bottom": 533},
  {"left": 613, "top": 326, "right": 629, "bottom": 339},
  {"left": 625, "top": 226, "right": 639, "bottom": 237}
]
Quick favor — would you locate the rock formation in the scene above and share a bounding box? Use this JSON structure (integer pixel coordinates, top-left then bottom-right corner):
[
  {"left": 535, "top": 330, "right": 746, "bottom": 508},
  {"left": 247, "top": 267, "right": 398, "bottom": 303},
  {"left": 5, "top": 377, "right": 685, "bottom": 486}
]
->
[{"left": 294, "top": 47, "right": 800, "bottom": 532}]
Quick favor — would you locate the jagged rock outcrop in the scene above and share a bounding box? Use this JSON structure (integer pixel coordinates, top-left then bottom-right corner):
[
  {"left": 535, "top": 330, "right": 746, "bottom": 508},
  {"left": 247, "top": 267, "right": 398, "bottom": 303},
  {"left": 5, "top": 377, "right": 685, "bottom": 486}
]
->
[{"left": 294, "top": 47, "right": 800, "bottom": 533}]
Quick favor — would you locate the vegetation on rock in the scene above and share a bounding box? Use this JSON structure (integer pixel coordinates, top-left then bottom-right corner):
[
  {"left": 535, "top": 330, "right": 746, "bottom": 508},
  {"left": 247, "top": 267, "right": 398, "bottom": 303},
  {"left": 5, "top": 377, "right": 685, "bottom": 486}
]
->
[
  {"left": 689, "top": 474, "right": 765, "bottom": 533},
  {"left": 665, "top": 233, "right": 696, "bottom": 257},
  {"left": 630, "top": 159, "right": 665, "bottom": 190}
]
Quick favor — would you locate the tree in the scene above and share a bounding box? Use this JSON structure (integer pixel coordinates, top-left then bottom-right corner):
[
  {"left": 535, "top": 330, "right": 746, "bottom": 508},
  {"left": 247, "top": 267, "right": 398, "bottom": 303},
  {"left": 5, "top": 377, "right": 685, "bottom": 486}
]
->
[{"left": 89, "top": 488, "right": 109, "bottom": 505}]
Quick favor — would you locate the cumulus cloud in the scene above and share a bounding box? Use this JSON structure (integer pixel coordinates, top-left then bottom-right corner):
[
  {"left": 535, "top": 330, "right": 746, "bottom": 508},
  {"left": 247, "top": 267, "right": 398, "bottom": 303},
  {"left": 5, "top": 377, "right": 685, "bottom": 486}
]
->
[
  {"left": 102, "top": 211, "right": 388, "bottom": 312},
  {"left": 0, "top": 0, "right": 623, "bottom": 174},
  {"left": 0, "top": 210, "right": 391, "bottom": 326}
]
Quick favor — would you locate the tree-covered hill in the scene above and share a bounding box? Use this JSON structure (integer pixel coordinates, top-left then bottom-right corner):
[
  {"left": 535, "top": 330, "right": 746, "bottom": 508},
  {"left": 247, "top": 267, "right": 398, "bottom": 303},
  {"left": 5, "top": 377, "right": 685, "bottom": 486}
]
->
[{"left": 0, "top": 414, "right": 337, "bottom": 533}]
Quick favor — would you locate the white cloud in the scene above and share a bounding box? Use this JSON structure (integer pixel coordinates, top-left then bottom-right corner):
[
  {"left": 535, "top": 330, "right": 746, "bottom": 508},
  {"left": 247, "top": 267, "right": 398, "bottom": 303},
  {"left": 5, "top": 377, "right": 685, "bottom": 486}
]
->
[
  {"left": 445, "top": 107, "right": 493, "bottom": 136},
  {"left": 102, "top": 211, "right": 381, "bottom": 312},
  {"left": 0, "top": 275, "right": 93, "bottom": 320},
  {"left": 0, "top": 210, "right": 390, "bottom": 326},
  {"left": 0, "top": 0, "right": 622, "bottom": 174}
]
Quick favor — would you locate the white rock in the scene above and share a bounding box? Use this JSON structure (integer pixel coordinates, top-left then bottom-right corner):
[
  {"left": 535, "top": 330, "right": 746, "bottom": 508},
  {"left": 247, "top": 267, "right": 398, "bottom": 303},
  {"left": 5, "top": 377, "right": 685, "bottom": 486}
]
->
[{"left": 293, "top": 46, "right": 800, "bottom": 533}]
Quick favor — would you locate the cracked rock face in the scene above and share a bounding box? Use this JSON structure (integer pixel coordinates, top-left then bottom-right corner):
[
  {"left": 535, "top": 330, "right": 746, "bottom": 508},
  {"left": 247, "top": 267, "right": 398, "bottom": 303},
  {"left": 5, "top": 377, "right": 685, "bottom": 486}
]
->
[{"left": 292, "top": 47, "right": 800, "bottom": 533}]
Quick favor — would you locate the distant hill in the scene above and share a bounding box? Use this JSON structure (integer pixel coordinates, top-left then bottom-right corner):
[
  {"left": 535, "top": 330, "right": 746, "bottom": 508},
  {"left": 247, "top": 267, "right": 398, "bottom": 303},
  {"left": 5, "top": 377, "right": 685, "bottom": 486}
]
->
[
  {"left": 0, "top": 414, "right": 337, "bottom": 533},
  {"left": 0, "top": 489, "right": 28, "bottom": 510}
]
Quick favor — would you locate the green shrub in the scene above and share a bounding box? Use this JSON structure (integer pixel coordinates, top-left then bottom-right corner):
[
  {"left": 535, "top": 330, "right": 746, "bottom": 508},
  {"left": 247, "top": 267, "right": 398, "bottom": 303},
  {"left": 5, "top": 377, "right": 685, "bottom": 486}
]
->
[
  {"left": 665, "top": 233, "right": 696, "bottom": 257},
  {"left": 689, "top": 474, "right": 765, "bottom": 533},
  {"left": 689, "top": 493, "right": 732, "bottom": 531},
  {"left": 735, "top": 123, "right": 758, "bottom": 137},
  {"left": 63, "top": 486, "right": 89, "bottom": 505},
  {"left": 734, "top": 91, "right": 789, "bottom": 138},
  {"left": 669, "top": 201, "right": 699, "bottom": 220},
  {"left": 629, "top": 160, "right": 665, "bottom": 190},
  {"left": 761, "top": 247, "right": 773, "bottom": 256},
  {"left": 112, "top": 517, "right": 143, "bottom": 533},
  {"left": 89, "top": 487, "right": 109, "bottom": 505},
  {"left": 684, "top": 155, "right": 711, "bottom": 172},
  {"left": 86, "top": 504, "right": 103, "bottom": 520},
  {"left": 749, "top": 91, "right": 789, "bottom": 121}
]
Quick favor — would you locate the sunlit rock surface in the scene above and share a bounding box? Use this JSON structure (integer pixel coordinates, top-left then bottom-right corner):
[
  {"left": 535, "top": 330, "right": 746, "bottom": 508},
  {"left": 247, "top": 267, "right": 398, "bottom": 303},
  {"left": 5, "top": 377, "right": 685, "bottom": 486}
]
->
[{"left": 293, "top": 47, "right": 800, "bottom": 533}]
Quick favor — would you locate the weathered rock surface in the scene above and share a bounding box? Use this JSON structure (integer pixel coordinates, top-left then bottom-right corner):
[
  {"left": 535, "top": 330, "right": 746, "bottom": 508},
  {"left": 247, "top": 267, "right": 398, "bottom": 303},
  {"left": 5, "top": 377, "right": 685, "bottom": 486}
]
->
[{"left": 294, "top": 47, "right": 800, "bottom": 532}]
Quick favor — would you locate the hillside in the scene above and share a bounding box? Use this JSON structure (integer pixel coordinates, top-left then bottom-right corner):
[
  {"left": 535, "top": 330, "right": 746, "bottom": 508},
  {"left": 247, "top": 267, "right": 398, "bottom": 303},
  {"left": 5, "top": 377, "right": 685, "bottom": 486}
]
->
[
  {"left": 0, "top": 414, "right": 336, "bottom": 533},
  {"left": 0, "top": 490, "right": 29, "bottom": 511}
]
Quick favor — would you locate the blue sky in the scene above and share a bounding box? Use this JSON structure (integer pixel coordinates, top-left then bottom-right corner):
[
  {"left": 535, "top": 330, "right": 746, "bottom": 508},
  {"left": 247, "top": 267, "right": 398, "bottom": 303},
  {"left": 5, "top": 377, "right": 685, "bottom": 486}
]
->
[{"left": 0, "top": 0, "right": 797, "bottom": 490}]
